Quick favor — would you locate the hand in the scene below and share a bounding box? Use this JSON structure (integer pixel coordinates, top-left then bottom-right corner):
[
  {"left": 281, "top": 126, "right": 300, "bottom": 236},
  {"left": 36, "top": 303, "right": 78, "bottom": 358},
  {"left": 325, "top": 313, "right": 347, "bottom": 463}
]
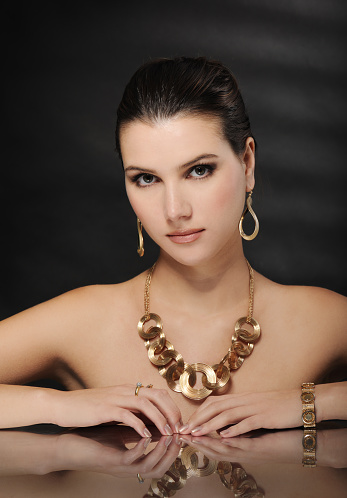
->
[
  {"left": 179, "top": 430, "right": 303, "bottom": 465},
  {"left": 51, "top": 384, "right": 182, "bottom": 437},
  {"left": 0, "top": 428, "right": 182, "bottom": 477},
  {"left": 180, "top": 389, "right": 302, "bottom": 437}
]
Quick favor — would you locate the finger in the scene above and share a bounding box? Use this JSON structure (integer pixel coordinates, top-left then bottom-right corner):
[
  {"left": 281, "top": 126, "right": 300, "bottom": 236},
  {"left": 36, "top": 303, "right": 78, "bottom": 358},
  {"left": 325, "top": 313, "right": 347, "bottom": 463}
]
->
[
  {"left": 140, "top": 388, "right": 182, "bottom": 433},
  {"left": 117, "top": 396, "right": 173, "bottom": 436},
  {"left": 220, "top": 415, "right": 261, "bottom": 437},
  {"left": 187, "top": 406, "right": 256, "bottom": 436},
  {"left": 120, "top": 438, "right": 151, "bottom": 466},
  {"left": 180, "top": 397, "right": 246, "bottom": 434},
  {"left": 135, "top": 436, "right": 173, "bottom": 476},
  {"left": 111, "top": 407, "right": 153, "bottom": 438},
  {"left": 149, "top": 437, "right": 182, "bottom": 478},
  {"left": 189, "top": 436, "right": 233, "bottom": 460}
]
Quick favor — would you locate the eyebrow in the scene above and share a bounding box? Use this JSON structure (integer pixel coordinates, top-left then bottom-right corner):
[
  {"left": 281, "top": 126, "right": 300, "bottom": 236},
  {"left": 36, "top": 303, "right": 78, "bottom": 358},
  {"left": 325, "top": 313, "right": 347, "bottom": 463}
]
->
[{"left": 124, "top": 154, "right": 218, "bottom": 174}]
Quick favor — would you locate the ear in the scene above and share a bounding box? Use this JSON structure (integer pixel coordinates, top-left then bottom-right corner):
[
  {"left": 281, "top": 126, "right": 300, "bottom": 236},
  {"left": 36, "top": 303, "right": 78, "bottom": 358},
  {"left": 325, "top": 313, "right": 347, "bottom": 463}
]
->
[{"left": 242, "top": 137, "right": 255, "bottom": 192}]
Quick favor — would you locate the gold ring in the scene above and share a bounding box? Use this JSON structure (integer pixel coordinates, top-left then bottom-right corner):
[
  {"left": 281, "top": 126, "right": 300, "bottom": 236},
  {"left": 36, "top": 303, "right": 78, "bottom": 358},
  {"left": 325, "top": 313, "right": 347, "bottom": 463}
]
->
[
  {"left": 137, "top": 472, "right": 144, "bottom": 483},
  {"left": 135, "top": 382, "right": 153, "bottom": 395}
]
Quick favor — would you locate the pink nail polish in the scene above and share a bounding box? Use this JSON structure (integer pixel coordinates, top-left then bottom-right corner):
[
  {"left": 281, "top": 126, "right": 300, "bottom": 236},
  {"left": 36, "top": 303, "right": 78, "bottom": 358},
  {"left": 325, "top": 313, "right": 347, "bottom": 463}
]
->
[
  {"left": 179, "top": 424, "right": 189, "bottom": 433},
  {"left": 219, "top": 430, "right": 229, "bottom": 437},
  {"left": 191, "top": 426, "right": 202, "bottom": 434},
  {"left": 143, "top": 428, "right": 152, "bottom": 438},
  {"left": 164, "top": 424, "right": 173, "bottom": 436},
  {"left": 191, "top": 438, "right": 201, "bottom": 444},
  {"left": 164, "top": 436, "right": 173, "bottom": 447},
  {"left": 144, "top": 438, "right": 152, "bottom": 449}
]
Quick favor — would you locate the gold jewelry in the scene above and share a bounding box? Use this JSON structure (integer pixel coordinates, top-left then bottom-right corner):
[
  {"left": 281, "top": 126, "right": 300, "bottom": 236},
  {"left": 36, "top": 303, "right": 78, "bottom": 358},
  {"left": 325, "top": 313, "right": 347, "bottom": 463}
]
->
[
  {"left": 135, "top": 382, "right": 153, "bottom": 395},
  {"left": 302, "top": 429, "right": 317, "bottom": 467},
  {"left": 239, "top": 191, "right": 259, "bottom": 241},
  {"left": 137, "top": 472, "right": 145, "bottom": 483},
  {"left": 137, "top": 217, "right": 144, "bottom": 257},
  {"left": 301, "top": 382, "right": 316, "bottom": 428},
  {"left": 138, "top": 261, "right": 261, "bottom": 401},
  {"left": 145, "top": 446, "right": 264, "bottom": 496}
]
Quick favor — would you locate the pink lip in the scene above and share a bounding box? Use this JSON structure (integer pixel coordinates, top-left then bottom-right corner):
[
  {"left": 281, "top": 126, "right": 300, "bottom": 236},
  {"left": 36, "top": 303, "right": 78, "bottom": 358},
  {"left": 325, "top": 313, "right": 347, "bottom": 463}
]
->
[{"left": 167, "top": 228, "right": 205, "bottom": 244}]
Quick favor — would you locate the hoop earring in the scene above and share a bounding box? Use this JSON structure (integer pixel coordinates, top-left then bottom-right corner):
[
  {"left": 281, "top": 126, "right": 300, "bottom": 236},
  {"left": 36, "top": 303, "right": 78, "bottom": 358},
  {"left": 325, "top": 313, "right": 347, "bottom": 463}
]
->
[
  {"left": 137, "top": 218, "right": 144, "bottom": 257},
  {"left": 239, "top": 191, "right": 259, "bottom": 241}
]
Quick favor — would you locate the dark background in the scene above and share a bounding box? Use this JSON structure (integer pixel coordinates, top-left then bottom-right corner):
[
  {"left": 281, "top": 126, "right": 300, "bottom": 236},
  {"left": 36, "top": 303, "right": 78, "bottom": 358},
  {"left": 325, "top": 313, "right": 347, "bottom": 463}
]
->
[{"left": 3, "top": 0, "right": 346, "bottom": 320}]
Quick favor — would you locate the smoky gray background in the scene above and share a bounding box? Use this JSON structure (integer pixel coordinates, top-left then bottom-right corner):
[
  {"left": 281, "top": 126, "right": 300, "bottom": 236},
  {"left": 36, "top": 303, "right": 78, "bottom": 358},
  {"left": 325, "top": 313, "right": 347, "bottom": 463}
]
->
[{"left": 3, "top": 0, "right": 346, "bottom": 319}]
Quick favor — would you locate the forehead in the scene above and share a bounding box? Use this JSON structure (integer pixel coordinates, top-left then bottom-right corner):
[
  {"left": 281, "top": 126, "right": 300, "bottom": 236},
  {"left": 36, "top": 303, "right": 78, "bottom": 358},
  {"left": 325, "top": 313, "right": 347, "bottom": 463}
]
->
[{"left": 120, "top": 115, "right": 230, "bottom": 168}]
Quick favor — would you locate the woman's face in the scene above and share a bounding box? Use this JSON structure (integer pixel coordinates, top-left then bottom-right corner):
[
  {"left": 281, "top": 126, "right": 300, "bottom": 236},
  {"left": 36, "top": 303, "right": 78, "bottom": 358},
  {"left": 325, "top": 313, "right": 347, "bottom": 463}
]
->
[{"left": 121, "top": 115, "right": 255, "bottom": 267}]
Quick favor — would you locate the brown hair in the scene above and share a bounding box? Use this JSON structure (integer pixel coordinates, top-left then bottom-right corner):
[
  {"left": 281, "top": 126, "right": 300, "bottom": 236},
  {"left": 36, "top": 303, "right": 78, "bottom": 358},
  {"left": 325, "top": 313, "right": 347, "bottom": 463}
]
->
[{"left": 115, "top": 56, "right": 254, "bottom": 160}]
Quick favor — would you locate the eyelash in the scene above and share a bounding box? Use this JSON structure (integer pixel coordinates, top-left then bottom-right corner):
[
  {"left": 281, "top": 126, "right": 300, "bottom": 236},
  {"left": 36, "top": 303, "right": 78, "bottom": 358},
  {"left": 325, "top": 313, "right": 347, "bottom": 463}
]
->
[{"left": 130, "top": 163, "right": 217, "bottom": 187}]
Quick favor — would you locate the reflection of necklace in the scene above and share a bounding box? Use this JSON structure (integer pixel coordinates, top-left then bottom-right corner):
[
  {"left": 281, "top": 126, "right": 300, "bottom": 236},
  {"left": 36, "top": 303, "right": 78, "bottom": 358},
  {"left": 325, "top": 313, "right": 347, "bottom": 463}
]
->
[
  {"left": 138, "top": 261, "right": 261, "bottom": 401},
  {"left": 145, "top": 446, "right": 264, "bottom": 497}
]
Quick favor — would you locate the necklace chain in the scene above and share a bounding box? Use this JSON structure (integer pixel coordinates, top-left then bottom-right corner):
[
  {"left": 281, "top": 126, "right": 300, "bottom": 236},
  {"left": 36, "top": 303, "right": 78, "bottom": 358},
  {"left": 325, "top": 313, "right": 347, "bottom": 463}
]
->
[
  {"left": 144, "top": 260, "right": 255, "bottom": 322},
  {"left": 138, "top": 260, "right": 261, "bottom": 401}
]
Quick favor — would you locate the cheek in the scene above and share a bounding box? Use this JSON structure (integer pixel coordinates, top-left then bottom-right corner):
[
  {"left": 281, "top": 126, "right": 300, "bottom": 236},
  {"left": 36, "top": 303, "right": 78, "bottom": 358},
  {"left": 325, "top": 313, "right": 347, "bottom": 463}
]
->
[
  {"left": 204, "top": 175, "right": 244, "bottom": 220},
  {"left": 126, "top": 186, "right": 159, "bottom": 227}
]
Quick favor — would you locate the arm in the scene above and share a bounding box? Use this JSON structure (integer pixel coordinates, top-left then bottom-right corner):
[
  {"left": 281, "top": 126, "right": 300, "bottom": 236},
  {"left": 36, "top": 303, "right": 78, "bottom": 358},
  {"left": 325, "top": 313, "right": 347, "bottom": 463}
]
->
[
  {"left": 0, "top": 287, "right": 182, "bottom": 435},
  {"left": 179, "top": 382, "right": 347, "bottom": 438}
]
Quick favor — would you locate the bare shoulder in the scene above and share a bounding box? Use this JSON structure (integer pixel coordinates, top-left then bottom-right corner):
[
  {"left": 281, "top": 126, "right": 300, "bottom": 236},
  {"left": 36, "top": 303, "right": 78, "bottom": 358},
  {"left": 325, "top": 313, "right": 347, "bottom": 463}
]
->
[
  {"left": 256, "top": 272, "right": 347, "bottom": 354},
  {"left": 256, "top": 271, "right": 346, "bottom": 317},
  {"left": 0, "top": 272, "right": 148, "bottom": 384}
]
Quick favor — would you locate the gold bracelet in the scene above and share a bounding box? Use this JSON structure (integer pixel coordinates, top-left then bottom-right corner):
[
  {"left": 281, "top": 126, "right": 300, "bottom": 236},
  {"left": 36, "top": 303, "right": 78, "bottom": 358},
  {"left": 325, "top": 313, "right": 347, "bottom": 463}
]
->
[
  {"left": 302, "top": 429, "right": 317, "bottom": 467},
  {"left": 301, "top": 382, "right": 316, "bottom": 428}
]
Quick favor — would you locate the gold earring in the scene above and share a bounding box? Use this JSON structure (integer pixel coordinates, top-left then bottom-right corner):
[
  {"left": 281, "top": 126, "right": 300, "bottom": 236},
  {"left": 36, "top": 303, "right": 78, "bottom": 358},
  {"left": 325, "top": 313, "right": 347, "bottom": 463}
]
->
[
  {"left": 239, "top": 191, "right": 259, "bottom": 241},
  {"left": 137, "top": 218, "right": 144, "bottom": 257}
]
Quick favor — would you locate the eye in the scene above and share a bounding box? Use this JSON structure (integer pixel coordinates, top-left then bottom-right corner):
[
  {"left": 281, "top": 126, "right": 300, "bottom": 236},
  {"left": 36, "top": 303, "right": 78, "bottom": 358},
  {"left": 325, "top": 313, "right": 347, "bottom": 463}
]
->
[
  {"left": 137, "top": 173, "right": 156, "bottom": 186},
  {"left": 188, "top": 164, "right": 214, "bottom": 179}
]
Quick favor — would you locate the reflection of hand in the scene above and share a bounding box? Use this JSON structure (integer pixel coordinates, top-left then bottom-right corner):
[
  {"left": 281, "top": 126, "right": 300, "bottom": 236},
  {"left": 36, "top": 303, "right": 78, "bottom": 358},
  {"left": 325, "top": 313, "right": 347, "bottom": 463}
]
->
[
  {"left": 0, "top": 428, "right": 181, "bottom": 477},
  {"left": 51, "top": 384, "right": 181, "bottom": 437},
  {"left": 179, "top": 428, "right": 347, "bottom": 468},
  {"left": 181, "top": 389, "right": 302, "bottom": 437},
  {"left": 179, "top": 431, "right": 302, "bottom": 465}
]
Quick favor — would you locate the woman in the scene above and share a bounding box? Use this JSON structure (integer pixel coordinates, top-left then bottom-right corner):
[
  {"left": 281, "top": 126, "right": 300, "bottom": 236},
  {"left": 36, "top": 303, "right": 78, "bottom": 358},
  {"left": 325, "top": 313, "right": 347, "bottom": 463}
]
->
[{"left": 1, "top": 57, "right": 346, "bottom": 438}]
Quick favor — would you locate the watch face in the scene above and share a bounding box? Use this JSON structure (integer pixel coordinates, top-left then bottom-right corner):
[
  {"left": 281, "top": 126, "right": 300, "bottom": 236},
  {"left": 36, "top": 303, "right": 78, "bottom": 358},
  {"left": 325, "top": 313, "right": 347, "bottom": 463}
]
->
[
  {"left": 302, "top": 410, "right": 316, "bottom": 425},
  {"left": 303, "top": 434, "right": 316, "bottom": 450},
  {"left": 301, "top": 392, "right": 315, "bottom": 403}
]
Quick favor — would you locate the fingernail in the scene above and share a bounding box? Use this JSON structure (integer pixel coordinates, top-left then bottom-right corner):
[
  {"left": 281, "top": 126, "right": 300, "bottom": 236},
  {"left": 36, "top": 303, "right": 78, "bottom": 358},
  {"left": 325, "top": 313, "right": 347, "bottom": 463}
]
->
[
  {"left": 143, "top": 428, "right": 152, "bottom": 438},
  {"left": 164, "top": 424, "right": 173, "bottom": 436},
  {"left": 144, "top": 437, "right": 152, "bottom": 449},
  {"left": 175, "top": 422, "right": 182, "bottom": 433},
  {"left": 191, "top": 426, "right": 202, "bottom": 434},
  {"left": 165, "top": 435, "right": 173, "bottom": 447},
  {"left": 219, "top": 430, "right": 229, "bottom": 437},
  {"left": 191, "top": 438, "right": 201, "bottom": 444},
  {"left": 178, "top": 424, "right": 189, "bottom": 433},
  {"left": 179, "top": 436, "right": 190, "bottom": 444}
]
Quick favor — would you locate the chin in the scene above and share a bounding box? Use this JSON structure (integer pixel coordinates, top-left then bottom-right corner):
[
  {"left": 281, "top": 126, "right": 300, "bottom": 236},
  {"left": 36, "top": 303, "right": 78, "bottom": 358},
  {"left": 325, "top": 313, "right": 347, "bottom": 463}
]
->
[{"left": 161, "top": 245, "right": 221, "bottom": 269}]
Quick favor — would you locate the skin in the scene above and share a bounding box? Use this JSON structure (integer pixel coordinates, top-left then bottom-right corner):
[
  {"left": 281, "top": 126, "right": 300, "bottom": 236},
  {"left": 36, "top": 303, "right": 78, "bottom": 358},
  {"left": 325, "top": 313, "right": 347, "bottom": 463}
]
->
[{"left": 0, "top": 115, "right": 346, "bottom": 438}]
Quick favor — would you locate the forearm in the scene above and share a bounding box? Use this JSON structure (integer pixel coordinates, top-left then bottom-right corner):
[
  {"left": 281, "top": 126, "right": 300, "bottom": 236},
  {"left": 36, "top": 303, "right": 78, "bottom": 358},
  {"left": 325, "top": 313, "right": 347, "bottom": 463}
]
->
[
  {"left": 316, "top": 382, "right": 347, "bottom": 423},
  {"left": 0, "top": 384, "right": 57, "bottom": 428}
]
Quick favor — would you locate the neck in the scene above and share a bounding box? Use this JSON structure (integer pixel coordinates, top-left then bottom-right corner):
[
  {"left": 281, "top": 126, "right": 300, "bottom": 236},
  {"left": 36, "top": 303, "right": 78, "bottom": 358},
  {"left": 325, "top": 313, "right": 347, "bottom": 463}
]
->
[{"left": 150, "top": 246, "right": 251, "bottom": 316}]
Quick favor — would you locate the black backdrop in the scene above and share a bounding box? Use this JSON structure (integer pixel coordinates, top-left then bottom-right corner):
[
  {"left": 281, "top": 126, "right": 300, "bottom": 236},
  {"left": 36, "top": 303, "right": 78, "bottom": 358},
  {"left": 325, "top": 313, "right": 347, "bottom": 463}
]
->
[{"left": 3, "top": 0, "right": 347, "bottom": 320}]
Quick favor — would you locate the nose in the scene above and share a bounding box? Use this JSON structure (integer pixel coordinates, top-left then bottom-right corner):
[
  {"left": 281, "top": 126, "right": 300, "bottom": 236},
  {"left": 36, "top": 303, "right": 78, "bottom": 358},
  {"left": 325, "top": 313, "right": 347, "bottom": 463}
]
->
[{"left": 163, "top": 184, "right": 192, "bottom": 222}]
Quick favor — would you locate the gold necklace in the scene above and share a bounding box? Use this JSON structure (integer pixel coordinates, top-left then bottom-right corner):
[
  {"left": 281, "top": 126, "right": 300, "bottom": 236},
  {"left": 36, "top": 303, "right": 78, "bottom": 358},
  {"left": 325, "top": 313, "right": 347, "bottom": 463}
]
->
[
  {"left": 146, "top": 446, "right": 264, "bottom": 497},
  {"left": 137, "top": 261, "right": 261, "bottom": 401}
]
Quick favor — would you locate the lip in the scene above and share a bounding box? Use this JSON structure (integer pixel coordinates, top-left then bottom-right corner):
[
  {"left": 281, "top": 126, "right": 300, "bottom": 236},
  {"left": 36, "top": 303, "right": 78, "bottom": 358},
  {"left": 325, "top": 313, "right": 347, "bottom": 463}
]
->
[{"left": 167, "top": 228, "right": 205, "bottom": 244}]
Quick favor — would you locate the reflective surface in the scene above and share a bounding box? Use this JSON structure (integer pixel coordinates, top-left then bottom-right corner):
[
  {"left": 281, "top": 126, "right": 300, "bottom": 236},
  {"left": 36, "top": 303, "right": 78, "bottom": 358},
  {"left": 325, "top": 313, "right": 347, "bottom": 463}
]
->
[{"left": 1, "top": 423, "right": 346, "bottom": 497}]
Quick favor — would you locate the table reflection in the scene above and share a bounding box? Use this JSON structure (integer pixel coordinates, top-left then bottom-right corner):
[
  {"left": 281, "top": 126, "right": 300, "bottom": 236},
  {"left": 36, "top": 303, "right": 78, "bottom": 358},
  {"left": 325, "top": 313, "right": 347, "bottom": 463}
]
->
[{"left": 0, "top": 423, "right": 346, "bottom": 497}]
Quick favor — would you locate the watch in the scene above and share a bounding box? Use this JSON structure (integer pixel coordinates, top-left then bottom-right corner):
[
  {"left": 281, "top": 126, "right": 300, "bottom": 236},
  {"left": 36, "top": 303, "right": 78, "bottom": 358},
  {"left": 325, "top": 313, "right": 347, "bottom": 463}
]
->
[{"left": 301, "top": 382, "right": 316, "bottom": 428}]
